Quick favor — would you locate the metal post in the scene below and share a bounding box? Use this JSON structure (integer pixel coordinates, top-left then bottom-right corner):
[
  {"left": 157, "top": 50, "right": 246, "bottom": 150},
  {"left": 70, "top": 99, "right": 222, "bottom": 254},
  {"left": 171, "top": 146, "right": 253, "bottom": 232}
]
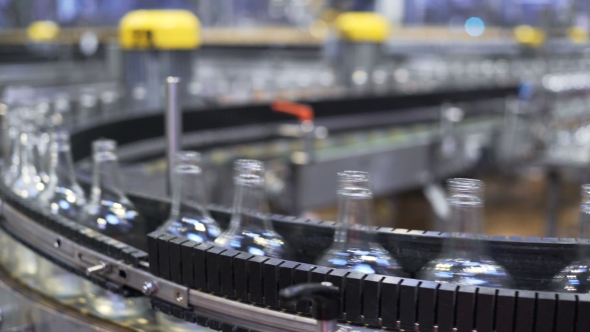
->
[{"left": 165, "top": 77, "right": 182, "bottom": 196}]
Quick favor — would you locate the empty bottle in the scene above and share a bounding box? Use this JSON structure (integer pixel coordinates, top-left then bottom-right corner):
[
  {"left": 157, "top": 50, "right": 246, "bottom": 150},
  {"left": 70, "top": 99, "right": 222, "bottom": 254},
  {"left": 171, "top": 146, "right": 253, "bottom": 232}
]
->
[
  {"left": 419, "top": 178, "right": 512, "bottom": 287},
  {"left": 37, "top": 131, "right": 86, "bottom": 219},
  {"left": 35, "top": 131, "right": 87, "bottom": 299},
  {"left": 215, "top": 159, "right": 291, "bottom": 258},
  {"left": 316, "top": 171, "right": 405, "bottom": 276},
  {"left": 552, "top": 184, "right": 590, "bottom": 292},
  {"left": 160, "top": 151, "right": 221, "bottom": 243},
  {"left": 78, "top": 139, "right": 147, "bottom": 250},
  {"left": 2, "top": 110, "right": 20, "bottom": 186},
  {"left": 11, "top": 122, "right": 45, "bottom": 199}
]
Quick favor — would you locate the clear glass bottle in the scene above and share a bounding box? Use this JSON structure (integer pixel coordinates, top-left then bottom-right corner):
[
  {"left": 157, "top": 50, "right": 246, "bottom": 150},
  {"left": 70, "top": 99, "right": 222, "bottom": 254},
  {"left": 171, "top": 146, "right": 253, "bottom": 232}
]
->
[
  {"left": 552, "top": 184, "right": 590, "bottom": 292},
  {"left": 2, "top": 111, "right": 20, "bottom": 186},
  {"left": 419, "top": 178, "right": 512, "bottom": 287},
  {"left": 37, "top": 131, "right": 86, "bottom": 219},
  {"left": 315, "top": 171, "right": 405, "bottom": 276},
  {"left": 215, "top": 159, "right": 291, "bottom": 258},
  {"left": 10, "top": 122, "right": 45, "bottom": 199},
  {"left": 78, "top": 139, "right": 147, "bottom": 250},
  {"left": 160, "top": 151, "right": 221, "bottom": 243}
]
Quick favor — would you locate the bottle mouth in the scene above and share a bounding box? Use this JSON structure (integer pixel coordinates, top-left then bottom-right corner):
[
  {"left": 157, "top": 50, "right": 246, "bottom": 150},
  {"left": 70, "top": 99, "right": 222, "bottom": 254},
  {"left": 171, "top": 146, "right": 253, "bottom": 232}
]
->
[
  {"left": 53, "top": 130, "right": 70, "bottom": 144},
  {"left": 337, "top": 171, "right": 372, "bottom": 199},
  {"left": 175, "top": 164, "right": 202, "bottom": 175},
  {"left": 93, "top": 138, "right": 117, "bottom": 154},
  {"left": 175, "top": 151, "right": 201, "bottom": 167},
  {"left": 447, "top": 178, "right": 484, "bottom": 192},
  {"left": 234, "top": 159, "right": 265, "bottom": 186}
]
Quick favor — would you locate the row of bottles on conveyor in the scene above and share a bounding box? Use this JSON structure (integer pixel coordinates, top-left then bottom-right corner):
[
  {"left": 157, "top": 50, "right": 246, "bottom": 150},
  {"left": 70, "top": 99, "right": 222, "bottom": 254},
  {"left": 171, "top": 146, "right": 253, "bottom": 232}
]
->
[
  {"left": 5, "top": 106, "right": 590, "bottom": 329},
  {"left": 4, "top": 100, "right": 590, "bottom": 287},
  {"left": 2, "top": 86, "right": 123, "bottom": 129}
]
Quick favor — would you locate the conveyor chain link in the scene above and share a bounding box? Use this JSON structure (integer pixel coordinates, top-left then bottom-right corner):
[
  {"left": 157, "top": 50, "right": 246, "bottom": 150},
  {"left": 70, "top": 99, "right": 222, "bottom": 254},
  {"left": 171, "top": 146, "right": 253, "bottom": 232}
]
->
[{"left": 149, "top": 230, "right": 590, "bottom": 332}]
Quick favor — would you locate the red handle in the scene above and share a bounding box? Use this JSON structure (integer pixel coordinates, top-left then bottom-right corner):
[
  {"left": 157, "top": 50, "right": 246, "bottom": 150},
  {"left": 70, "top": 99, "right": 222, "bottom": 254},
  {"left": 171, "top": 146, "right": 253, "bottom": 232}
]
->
[{"left": 271, "top": 100, "right": 314, "bottom": 121}]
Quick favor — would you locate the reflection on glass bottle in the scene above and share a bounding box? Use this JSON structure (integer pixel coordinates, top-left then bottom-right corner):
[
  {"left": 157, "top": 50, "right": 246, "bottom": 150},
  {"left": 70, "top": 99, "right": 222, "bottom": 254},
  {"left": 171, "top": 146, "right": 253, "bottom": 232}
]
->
[
  {"left": 2, "top": 111, "right": 20, "bottom": 186},
  {"left": 552, "top": 184, "right": 590, "bottom": 292},
  {"left": 156, "top": 311, "right": 214, "bottom": 332},
  {"left": 419, "top": 178, "right": 512, "bottom": 288},
  {"left": 85, "top": 282, "right": 151, "bottom": 322},
  {"left": 36, "top": 257, "right": 86, "bottom": 300},
  {"left": 315, "top": 171, "right": 405, "bottom": 276},
  {"left": 11, "top": 123, "right": 45, "bottom": 199},
  {"left": 160, "top": 151, "right": 221, "bottom": 243},
  {"left": 215, "top": 159, "right": 291, "bottom": 258},
  {"left": 4, "top": 236, "right": 38, "bottom": 287},
  {"left": 37, "top": 131, "right": 86, "bottom": 219},
  {"left": 78, "top": 139, "right": 147, "bottom": 250},
  {"left": 33, "top": 100, "right": 53, "bottom": 184}
]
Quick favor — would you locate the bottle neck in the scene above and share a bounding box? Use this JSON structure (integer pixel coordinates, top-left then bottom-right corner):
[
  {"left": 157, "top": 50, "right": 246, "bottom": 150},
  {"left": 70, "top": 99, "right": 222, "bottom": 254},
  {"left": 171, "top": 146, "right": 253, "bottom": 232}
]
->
[
  {"left": 579, "top": 196, "right": 590, "bottom": 258},
  {"left": 444, "top": 193, "right": 485, "bottom": 256},
  {"left": 4, "top": 126, "right": 20, "bottom": 181},
  {"left": 229, "top": 181, "right": 274, "bottom": 231},
  {"left": 168, "top": 167, "right": 212, "bottom": 222},
  {"left": 18, "top": 129, "right": 39, "bottom": 178},
  {"left": 90, "top": 152, "right": 128, "bottom": 204},
  {"left": 48, "top": 142, "right": 79, "bottom": 189},
  {"left": 333, "top": 193, "right": 375, "bottom": 245}
]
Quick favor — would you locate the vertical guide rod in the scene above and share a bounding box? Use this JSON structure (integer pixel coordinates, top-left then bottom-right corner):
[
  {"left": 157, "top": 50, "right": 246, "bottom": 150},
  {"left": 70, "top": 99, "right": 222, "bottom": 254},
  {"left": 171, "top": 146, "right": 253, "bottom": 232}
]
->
[{"left": 165, "top": 77, "right": 182, "bottom": 196}]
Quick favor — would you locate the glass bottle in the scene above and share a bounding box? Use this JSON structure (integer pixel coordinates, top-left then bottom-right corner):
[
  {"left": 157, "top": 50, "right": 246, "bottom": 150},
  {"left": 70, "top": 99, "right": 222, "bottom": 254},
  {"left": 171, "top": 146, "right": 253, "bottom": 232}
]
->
[
  {"left": 315, "top": 171, "right": 405, "bottom": 276},
  {"left": 78, "top": 139, "right": 147, "bottom": 250},
  {"left": 11, "top": 122, "right": 45, "bottom": 199},
  {"left": 419, "top": 178, "right": 512, "bottom": 287},
  {"left": 215, "top": 159, "right": 291, "bottom": 258},
  {"left": 159, "top": 151, "right": 221, "bottom": 243},
  {"left": 35, "top": 132, "right": 87, "bottom": 299},
  {"left": 37, "top": 131, "right": 86, "bottom": 219},
  {"left": 2, "top": 111, "right": 20, "bottom": 186},
  {"left": 33, "top": 100, "right": 55, "bottom": 184},
  {"left": 552, "top": 184, "right": 590, "bottom": 292}
]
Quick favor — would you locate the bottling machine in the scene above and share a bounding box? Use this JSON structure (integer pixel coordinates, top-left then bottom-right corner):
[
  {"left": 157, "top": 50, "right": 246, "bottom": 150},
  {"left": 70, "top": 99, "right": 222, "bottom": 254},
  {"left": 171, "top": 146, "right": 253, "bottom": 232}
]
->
[{"left": 1, "top": 3, "right": 590, "bottom": 332}]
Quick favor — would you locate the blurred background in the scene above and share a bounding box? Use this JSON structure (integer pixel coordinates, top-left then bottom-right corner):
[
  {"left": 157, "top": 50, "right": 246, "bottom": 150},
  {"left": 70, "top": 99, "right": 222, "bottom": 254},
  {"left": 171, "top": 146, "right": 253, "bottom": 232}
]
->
[{"left": 2, "top": 0, "right": 590, "bottom": 239}]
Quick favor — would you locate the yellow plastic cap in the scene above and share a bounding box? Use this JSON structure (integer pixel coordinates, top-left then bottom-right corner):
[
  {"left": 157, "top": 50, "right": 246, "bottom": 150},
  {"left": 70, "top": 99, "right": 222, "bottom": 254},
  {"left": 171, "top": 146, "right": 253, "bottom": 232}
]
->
[
  {"left": 567, "top": 26, "right": 588, "bottom": 44},
  {"left": 27, "top": 21, "right": 60, "bottom": 42},
  {"left": 334, "top": 12, "right": 390, "bottom": 43},
  {"left": 513, "top": 25, "right": 546, "bottom": 48},
  {"left": 119, "top": 10, "right": 200, "bottom": 50}
]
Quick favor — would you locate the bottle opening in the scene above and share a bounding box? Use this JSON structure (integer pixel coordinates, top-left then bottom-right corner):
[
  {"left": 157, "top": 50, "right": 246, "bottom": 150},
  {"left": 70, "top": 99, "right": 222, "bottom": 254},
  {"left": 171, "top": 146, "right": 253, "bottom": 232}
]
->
[
  {"left": 447, "top": 178, "right": 484, "bottom": 208},
  {"left": 92, "top": 139, "right": 117, "bottom": 162},
  {"left": 447, "top": 178, "right": 484, "bottom": 193},
  {"left": 234, "top": 159, "right": 265, "bottom": 186},
  {"left": 52, "top": 131, "right": 71, "bottom": 150},
  {"left": 175, "top": 164, "right": 201, "bottom": 175},
  {"left": 337, "top": 171, "right": 372, "bottom": 199},
  {"left": 93, "top": 139, "right": 117, "bottom": 153},
  {"left": 175, "top": 151, "right": 201, "bottom": 167}
]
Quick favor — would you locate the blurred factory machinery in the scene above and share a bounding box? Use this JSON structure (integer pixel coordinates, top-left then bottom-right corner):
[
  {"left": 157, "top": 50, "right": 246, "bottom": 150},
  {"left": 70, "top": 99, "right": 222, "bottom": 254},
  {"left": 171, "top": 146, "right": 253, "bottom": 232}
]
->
[{"left": 2, "top": 1, "right": 590, "bottom": 332}]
